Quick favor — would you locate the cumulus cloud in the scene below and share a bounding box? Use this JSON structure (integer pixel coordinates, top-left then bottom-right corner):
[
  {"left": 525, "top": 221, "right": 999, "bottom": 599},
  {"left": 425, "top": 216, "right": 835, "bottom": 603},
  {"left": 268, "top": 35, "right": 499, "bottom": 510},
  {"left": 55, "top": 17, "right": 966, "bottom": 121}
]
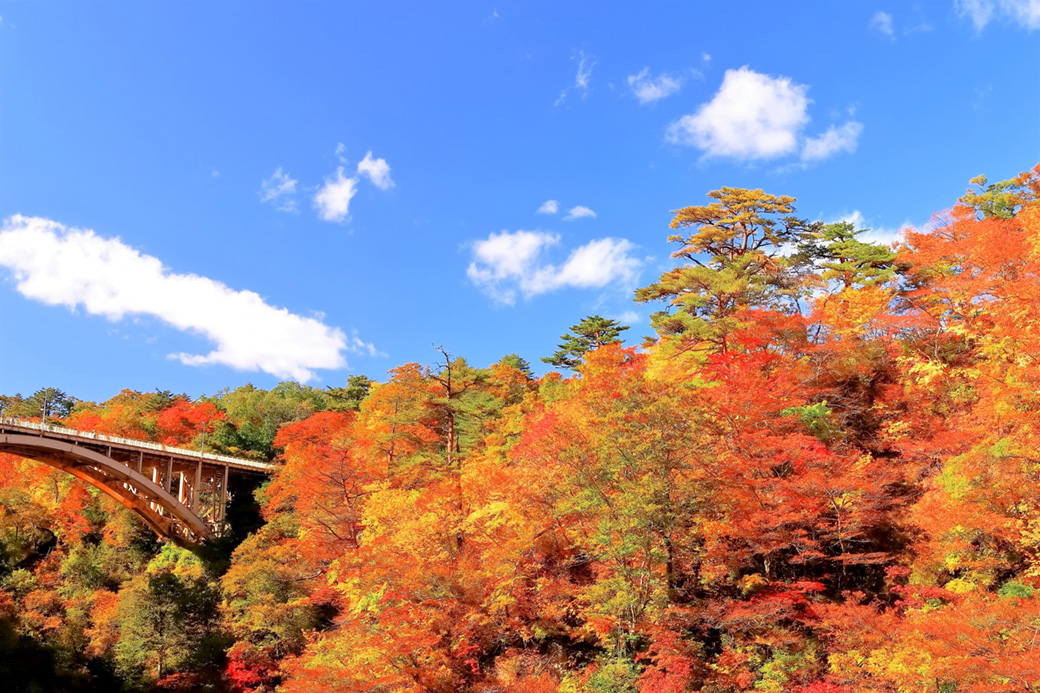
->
[
  {"left": 313, "top": 167, "right": 358, "bottom": 222},
  {"left": 669, "top": 66, "right": 863, "bottom": 164},
  {"left": 467, "top": 230, "right": 640, "bottom": 304},
  {"left": 627, "top": 68, "right": 682, "bottom": 104},
  {"left": 667, "top": 67, "right": 811, "bottom": 160},
  {"left": 260, "top": 167, "right": 298, "bottom": 212},
  {"left": 802, "top": 121, "right": 864, "bottom": 162},
  {"left": 870, "top": 11, "right": 895, "bottom": 37},
  {"left": 537, "top": 200, "right": 560, "bottom": 215},
  {"left": 564, "top": 205, "right": 597, "bottom": 220},
  {"left": 0, "top": 215, "right": 366, "bottom": 382},
  {"left": 356, "top": 151, "right": 395, "bottom": 190},
  {"left": 552, "top": 237, "right": 637, "bottom": 285},
  {"left": 313, "top": 147, "right": 394, "bottom": 221},
  {"left": 957, "top": 0, "right": 1040, "bottom": 30}
]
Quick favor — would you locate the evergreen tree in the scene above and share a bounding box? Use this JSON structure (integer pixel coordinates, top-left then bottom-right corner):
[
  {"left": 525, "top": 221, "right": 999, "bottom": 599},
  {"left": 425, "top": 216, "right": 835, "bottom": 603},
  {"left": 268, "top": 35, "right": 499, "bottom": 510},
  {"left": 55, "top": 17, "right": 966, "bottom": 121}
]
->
[
  {"left": 3, "top": 387, "right": 77, "bottom": 420},
  {"left": 498, "top": 353, "right": 532, "bottom": 376},
  {"left": 799, "top": 221, "right": 897, "bottom": 289},
  {"left": 636, "top": 187, "right": 817, "bottom": 349},
  {"left": 326, "top": 375, "right": 374, "bottom": 411},
  {"left": 542, "top": 315, "right": 629, "bottom": 371}
]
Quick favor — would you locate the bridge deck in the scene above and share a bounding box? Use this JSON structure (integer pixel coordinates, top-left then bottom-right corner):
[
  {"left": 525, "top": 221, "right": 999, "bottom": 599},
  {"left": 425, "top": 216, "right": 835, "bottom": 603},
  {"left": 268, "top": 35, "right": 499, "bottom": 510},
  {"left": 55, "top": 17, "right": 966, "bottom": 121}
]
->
[{"left": 0, "top": 417, "right": 276, "bottom": 473}]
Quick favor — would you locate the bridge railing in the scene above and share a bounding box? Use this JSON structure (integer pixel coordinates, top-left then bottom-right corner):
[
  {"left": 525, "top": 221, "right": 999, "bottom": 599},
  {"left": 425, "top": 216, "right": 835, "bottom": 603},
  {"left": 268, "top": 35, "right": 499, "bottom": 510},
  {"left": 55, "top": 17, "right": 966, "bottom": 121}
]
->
[{"left": 0, "top": 417, "right": 276, "bottom": 472}]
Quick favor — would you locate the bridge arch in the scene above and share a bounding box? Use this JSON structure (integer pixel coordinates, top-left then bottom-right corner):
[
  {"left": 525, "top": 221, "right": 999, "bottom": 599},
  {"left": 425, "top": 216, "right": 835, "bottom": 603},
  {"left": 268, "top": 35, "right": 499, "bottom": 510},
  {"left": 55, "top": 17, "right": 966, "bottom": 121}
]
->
[{"left": 0, "top": 433, "right": 213, "bottom": 545}]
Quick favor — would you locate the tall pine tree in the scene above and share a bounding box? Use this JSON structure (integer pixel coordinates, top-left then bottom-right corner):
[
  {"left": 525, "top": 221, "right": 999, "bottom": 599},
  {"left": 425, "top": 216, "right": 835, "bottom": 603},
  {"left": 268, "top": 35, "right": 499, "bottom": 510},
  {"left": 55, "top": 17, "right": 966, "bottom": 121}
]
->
[{"left": 542, "top": 315, "right": 629, "bottom": 371}]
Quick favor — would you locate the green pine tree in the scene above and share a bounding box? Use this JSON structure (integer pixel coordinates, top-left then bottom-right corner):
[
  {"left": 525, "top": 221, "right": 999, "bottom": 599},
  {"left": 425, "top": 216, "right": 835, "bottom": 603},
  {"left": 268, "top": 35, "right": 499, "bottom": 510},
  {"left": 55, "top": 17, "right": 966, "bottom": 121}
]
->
[
  {"left": 327, "top": 374, "right": 375, "bottom": 411},
  {"left": 799, "top": 221, "right": 897, "bottom": 289},
  {"left": 542, "top": 315, "right": 629, "bottom": 371},
  {"left": 635, "top": 187, "right": 817, "bottom": 349}
]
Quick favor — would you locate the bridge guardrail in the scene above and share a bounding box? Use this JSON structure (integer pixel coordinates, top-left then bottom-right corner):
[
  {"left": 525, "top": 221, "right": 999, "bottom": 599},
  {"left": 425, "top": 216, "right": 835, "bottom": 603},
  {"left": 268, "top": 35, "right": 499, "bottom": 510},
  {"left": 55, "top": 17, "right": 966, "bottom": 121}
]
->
[{"left": 0, "top": 417, "right": 277, "bottom": 472}]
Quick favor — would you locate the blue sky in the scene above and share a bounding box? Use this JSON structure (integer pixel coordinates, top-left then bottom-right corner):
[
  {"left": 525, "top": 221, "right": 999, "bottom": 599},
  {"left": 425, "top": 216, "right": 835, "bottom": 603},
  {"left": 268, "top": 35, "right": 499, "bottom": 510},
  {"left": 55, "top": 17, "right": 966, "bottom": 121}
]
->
[{"left": 0, "top": 1, "right": 1036, "bottom": 402}]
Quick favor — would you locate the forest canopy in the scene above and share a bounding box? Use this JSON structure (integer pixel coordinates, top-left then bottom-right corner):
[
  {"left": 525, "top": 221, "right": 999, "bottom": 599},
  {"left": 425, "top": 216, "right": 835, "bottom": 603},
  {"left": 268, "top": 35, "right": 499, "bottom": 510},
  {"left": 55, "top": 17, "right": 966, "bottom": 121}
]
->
[{"left": 2, "top": 164, "right": 1040, "bottom": 692}]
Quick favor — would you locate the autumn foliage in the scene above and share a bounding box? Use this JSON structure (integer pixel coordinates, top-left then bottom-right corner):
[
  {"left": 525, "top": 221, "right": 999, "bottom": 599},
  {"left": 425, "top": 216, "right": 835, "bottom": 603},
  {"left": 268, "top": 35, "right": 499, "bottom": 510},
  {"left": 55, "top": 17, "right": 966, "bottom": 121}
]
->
[{"left": 2, "top": 165, "right": 1040, "bottom": 691}]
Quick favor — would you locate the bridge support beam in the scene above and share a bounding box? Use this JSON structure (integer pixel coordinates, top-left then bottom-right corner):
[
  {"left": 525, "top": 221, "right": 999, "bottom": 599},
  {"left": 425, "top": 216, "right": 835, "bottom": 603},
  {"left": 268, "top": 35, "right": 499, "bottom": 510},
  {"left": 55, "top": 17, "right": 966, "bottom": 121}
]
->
[
  {"left": 192, "top": 461, "right": 202, "bottom": 512},
  {"left": 0, "top": 434, "right": 214, "bottom": 545},
  {"left": 220, "top": 465, "right": 229, "bottom": 523}
]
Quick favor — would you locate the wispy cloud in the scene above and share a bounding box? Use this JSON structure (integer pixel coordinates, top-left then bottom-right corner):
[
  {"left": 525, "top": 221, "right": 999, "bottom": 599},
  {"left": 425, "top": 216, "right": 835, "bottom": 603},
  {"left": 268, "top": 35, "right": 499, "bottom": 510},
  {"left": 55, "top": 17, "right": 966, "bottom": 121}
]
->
[
  {"left": 870, "top": 10, "right": 895, "bottom": 37},
  {"left": 614, "top": 310, "right": 642, "bottom": 326},
  {"left": 831, "top": 210, "right": 906, "bottom": 248},
  {"left": 575, "top": 49, "right": 594, "bottom": 93},
  {"left": 556, "top": 49, "right": 596, "bottom": 105},
  {"left": 627, "top": 68, "right": 683, "bottom": 104},
  {"left": 564, "top": 205, "right": 597, "bottom": 221},
  {"left": 802, "top": 122, "right": 864, "bottom": 162},
  {"left": 668, "top": 66, "right": 862, "bottom": 164},
  {"left": 537, "top": 200, "right": 559, "bottom": 215},
  {"left": 956, "top": 0, "right": 1040, "bottom": 30},
  {"left": 347, "top": 329, "right": 385, "bottom": 358},
  {"left": 0, "top": 215, "right": 365, "bottom": 382},
  {"left": 260, "top": 167, "right": 299, "bottom": 212},
  {"left": 467, "top": 230, "right": 640, "bottom": 304}
]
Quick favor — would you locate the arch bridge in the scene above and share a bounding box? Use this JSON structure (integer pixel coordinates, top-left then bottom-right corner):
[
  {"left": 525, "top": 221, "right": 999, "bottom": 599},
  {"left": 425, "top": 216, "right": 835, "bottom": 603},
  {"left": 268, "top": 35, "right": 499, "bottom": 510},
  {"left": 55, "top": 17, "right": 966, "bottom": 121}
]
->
[{"left": 0, "top": 418, "right": 276, "bottom": 545}]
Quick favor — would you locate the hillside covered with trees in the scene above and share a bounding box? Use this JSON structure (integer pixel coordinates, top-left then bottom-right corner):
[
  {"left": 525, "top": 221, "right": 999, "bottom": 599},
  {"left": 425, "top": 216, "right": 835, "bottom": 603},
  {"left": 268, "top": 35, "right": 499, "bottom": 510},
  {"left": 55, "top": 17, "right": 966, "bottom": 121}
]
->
[{"left": 2, "top": 165, "right": 1040, "bottom": 692}]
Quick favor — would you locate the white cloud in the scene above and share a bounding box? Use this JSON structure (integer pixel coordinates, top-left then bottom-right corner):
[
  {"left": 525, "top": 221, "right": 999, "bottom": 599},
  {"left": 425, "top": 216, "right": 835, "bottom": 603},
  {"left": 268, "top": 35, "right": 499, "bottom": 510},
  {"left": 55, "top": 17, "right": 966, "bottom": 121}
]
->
[
  {"left": 347, "top": 329, "right": 383, "bottom": 358},
  {"left": 564, "top": 205, "right": 597, "bottom": 220},
  {"left": 615, "top": 310, "right": 642, "bottom": 325},
  {"left": 832, "top": 210, "right": 905, "bottom": 248},
  {"left": 958, "top": 0, "right": 996, "bottom": 28},
  {"left": 801, "top": 121, "right": 864, "bottom": 162},
  {"left": 260, "top": 167, "right": 298, "bottom": 213},
  {"left": 998, "top": 0, "right": 1040, "bottom": 27},
  {"left": 667, "top": 67, "right": 811, "bottom": 160},
  {"left": 314, "top": 146, "right": 394, "bottom": 221},
  {"left": 467, "top": 230, "right": 640, "bottom": 304},
  {"left": 552, "top": 238, "right": 638, "bottom": 286},
  {"left": 837, "top": 210, "right": 868, "bottom": 228},
  {"left": 957, "top": 0, "right": 1040, "bottom": 30},
  {"left": 627, "top": 68, "right": 682, "bottom": 104},
  {"left": 356, "top": 151, "right": 395, "bottom": 190},
  {"left": 468, "top": 230, "right": 556, "bottom": 303},
  {"left": 556, "top": 49, "right": 596, "bottom": 105},
  {"left": 537, "top": 200, "right": 559, "bottom": 215},
  {"left": 575, "top": 49, "right": 594, "bottom": 92},
  {"left": 0, "top": 215, "right": 360, "bottom": 382},
  {"left": 870, "top": 11, "right": 895, "bottom": 37},
  {"left": 313, "top": 167, "right": 358, "bottom": 222}
]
